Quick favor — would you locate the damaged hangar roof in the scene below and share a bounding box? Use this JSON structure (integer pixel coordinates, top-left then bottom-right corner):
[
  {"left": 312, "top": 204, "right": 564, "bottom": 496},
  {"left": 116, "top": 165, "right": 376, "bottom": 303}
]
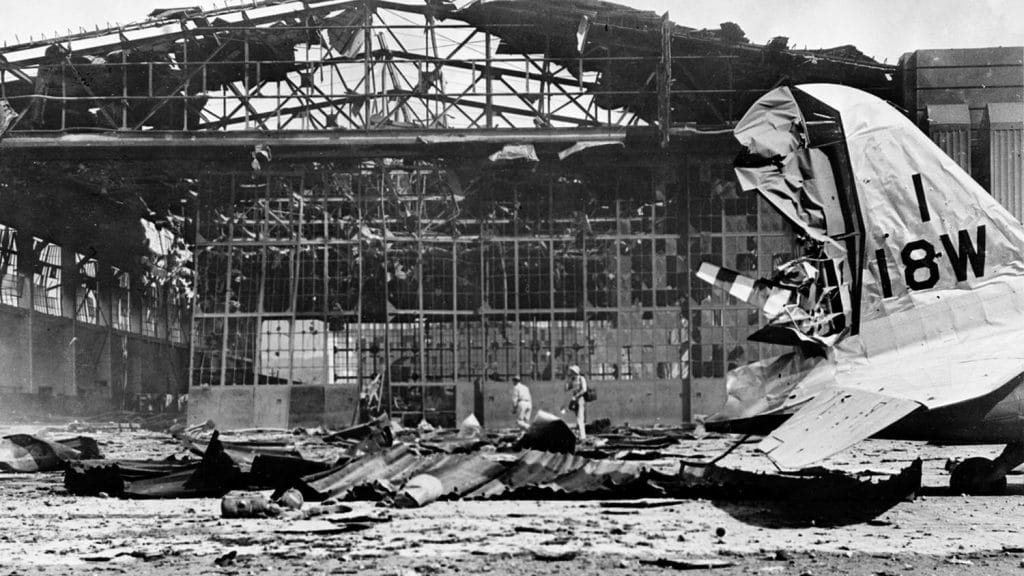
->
[
  {"left": 0, "top": 0, "right": 896, "bottom": 132},
  {"left": 446, "top": 0, "right": 896, "bottom": 124}
]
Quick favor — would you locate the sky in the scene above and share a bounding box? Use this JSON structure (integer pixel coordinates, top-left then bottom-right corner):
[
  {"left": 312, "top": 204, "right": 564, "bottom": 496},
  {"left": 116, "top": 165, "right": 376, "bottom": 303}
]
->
[{"left": 0, "top": 0, "right": 1022, "bottom": 63}]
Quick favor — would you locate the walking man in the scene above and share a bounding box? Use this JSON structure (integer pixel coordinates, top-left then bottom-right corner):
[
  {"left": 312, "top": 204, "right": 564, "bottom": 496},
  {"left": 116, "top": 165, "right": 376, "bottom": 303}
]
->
[
  {"left": 565, "top": 364, "right": 588, "bottom": 440},
  {"left": 512, "top": 376, "right": 533, "bottom": 430}
]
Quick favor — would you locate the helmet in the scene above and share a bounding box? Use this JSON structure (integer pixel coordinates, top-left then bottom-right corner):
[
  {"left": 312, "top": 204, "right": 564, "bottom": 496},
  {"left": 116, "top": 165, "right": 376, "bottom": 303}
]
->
[{"left": 568, "top": 365, "right": 581, "bottom": 375}]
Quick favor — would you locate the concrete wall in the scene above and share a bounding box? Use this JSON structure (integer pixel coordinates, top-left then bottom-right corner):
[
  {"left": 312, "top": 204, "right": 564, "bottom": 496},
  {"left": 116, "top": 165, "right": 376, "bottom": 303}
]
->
[
  {"left": 32, "top": 315, "right": 75, "bottom": 395},
  {"left": 252, "top": 386, "right": 290, "bottom": 428},
  {"left": 479, "top": 379, "right": 684, "bottom": 429},
  {"left": 188, "top": 383, "right": 360, "bottom": 429},
  {"left": 189, "top": 378, "right": 683, "bottom": 431},
  {"left": 324, "top": 385, "right": 360, "bottom": 428},
  {"left": 0, "top": 305, "right": 189, "bottom": 414},
  {"left": 189, "top": 386, "right": 256, "bottom": 430},
  {"left": 0, "top": 309, "right": 31, "bottom": 393},
  {"left": 691, "top": 377, "right": 727, "bottom": 418}
]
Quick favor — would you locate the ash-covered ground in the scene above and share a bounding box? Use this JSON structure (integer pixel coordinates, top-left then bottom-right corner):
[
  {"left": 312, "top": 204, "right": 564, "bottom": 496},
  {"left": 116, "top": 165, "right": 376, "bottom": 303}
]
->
[{"left": 2, "top": 421, "right": 1024, "bottom": 575}]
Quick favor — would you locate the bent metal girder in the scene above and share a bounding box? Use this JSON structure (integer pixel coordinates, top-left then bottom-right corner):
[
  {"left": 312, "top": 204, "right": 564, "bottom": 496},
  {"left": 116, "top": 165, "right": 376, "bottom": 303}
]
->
[{"left": 0, "top": 0, "right": 659, "bottom": 138}]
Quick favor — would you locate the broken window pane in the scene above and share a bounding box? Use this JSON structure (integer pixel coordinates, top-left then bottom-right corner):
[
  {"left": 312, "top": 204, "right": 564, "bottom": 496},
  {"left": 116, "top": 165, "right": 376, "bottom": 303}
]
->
[
  {"left": 33, "top": 238, "right": 62, "bottom": 316},
  {"left": 112, "top": 268, "right": 131, "bottom": 332},
  {"left": 142, "top": 282, "right": 160, "bottom": 337},
  {"left": 0, "top": 224, "right": 22, "bottom": 307}
]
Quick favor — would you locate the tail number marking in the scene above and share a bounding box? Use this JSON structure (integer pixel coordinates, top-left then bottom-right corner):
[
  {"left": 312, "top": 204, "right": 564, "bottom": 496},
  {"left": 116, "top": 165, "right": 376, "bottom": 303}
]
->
[{"left": 876, "top": 225, "right": 986, "bottom": 298}]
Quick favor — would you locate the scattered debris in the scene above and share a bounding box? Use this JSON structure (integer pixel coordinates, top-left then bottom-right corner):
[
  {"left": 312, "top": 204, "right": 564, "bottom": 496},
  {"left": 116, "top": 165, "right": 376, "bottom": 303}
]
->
[
  {"left": 531, "top": 548, "right": 579, "bottom": 561},
  {"left": 250, "top": 454, "right": 332, "bottom": 490},
  {"left": 125, "top": 431, "right": 241, "bottom": 498},
  {"left": 273, "top": 520, "right": 371, "bottom": 535},
  {"left": 639, "top": 557, "right": 736, "bottom": 570},
  {"left": 0, "top": 434, "right": 99, "bottom": 472},
  {"left": 588, "top": 418, "right": 612, "bottom": 435},
  {"left": 458, "top": 414, "right": 482, "bottom": 438},
  {"left": 517, "top": 411, "right": 576, "bottom": 454},
  {"left": 66, "top": 457, "right": 196, "bottom": 496},
  {"left": 222, "top": 491, "right": 286, "bottom": 518},
  {"left": 599, "top": 499, "right": 685, "bottom": 509},
  {"left": 213, "top": 550, "right": 238, "bottom": 567},
  {"left": 323, "top": 413, "right": 393, "bottom": 447},
  {"left": 45, "top": 415, "right": 920, "bottom": 527},
  {"left": 488, "top": 144, "right": 539, "bottom": 163}
]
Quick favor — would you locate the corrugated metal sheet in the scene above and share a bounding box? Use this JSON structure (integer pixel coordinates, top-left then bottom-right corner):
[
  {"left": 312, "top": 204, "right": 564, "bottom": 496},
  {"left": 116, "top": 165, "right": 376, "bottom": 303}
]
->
[
  {"left": 415, "top": 454, "right": 507, "bottom": 500},
  {"left": 299, "top": 445, "right": 436, "bottom": 501},
  {"left": 541, "top": 458, "right": 645, "bottom": 495},
  {"left": 466, "top": 450, "right": 648, "bottom": 499},
  {"left": 987, "top": 102, "right": 1024, "bottom": 222},
  {"left": 927, "top": 104, "right": 972, "bottom": 173},
  {"left": 468, "top": 451, "right": 590, "bottom": 499},
  {"left": 301, "top": 446, "right": 655, "bottom": 503}
]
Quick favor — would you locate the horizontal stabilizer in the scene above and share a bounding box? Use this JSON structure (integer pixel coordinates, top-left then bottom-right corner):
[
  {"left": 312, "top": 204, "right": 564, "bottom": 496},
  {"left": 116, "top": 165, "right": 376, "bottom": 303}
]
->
[{"left": 758, "top": 387, "right": 921, "bottom": 469}]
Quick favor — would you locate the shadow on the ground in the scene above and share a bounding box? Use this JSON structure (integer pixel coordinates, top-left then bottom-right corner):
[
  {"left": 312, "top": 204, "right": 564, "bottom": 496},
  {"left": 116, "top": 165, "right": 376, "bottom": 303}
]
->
[
  {"left": 918, "top": 481, "right": 1024, "bottom": 497},
  {"left": 710, "top": 498, "right": 904, "bottom": 528},
  {"left": 655, "top": 459, "right": 922, "bottom": 528}
]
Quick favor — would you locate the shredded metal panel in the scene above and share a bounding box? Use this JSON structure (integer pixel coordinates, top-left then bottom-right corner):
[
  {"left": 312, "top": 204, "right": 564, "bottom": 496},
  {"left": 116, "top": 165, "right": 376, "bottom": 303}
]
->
[{"left": 758, "top": 388, "right": 921, "bottom": 470}]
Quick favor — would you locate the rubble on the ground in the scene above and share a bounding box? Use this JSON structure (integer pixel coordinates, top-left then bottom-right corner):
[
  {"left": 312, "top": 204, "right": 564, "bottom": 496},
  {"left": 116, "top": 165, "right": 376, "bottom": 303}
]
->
[{"left": 0, "top": 413, "right": 923, "bottom": 521}]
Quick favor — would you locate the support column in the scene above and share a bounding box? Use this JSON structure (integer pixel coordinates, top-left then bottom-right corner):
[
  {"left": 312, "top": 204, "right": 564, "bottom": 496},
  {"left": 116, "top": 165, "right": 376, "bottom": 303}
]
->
[
  {"left": 16, "top": 227, "right": 35, "bottom": 393},
  {"left": 98, "top": 263, "right": 115, "bottom": 400},
  {"left": 62, "top": 245, "right": 78, "bottom": 397}
]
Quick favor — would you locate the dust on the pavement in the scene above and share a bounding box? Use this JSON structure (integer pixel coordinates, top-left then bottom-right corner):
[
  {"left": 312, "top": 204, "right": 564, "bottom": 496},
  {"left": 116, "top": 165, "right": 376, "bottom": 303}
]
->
[{"left": 2, "top": 424, "right": 1024, "bottom": 574}]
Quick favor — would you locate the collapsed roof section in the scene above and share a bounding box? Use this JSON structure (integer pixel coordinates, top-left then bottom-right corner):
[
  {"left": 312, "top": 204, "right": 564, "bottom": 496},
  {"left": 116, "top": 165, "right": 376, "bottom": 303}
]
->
[
  {"left": 448, "top": 0, "right": 896, "bottom": 124},
  {"left": 1, "top": 4, "right": 358, "bottom": 130},
  {"left": 0, "top": 0, "right": 896, "bottom": 134}
]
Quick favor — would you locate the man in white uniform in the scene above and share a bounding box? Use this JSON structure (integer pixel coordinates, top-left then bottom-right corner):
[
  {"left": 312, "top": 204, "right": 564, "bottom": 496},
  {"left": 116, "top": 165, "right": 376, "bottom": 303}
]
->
[
  {"left": 565, "top": 365, "right": 588, "bottom": 440},
  {"left": 511, "top": 376, "right": 533, "bottom": 430}
]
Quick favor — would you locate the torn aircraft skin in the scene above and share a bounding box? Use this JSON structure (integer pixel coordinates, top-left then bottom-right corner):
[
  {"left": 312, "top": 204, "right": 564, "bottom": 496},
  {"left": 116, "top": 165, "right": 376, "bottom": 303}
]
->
[{"left": 702, "top": 84, "right": 1024, "bottom": 495}]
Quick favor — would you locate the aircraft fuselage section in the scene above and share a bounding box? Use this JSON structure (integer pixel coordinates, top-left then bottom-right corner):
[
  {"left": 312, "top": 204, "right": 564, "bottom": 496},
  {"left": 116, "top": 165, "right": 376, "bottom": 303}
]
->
[{"left": 880, "top": 372, "right": 1024, "bottom": 444}]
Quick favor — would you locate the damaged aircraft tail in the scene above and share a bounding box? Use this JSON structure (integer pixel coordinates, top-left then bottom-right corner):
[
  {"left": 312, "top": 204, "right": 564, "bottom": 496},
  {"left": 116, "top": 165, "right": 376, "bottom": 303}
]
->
[{"left": 703, "top": 84, "right": 1024, "bottom": 473}]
